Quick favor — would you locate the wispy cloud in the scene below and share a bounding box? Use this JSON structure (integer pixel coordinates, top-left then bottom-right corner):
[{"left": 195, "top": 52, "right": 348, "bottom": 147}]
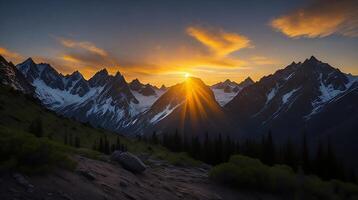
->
[
  {"left": 55, "top": 37, "right": 121, "bottom": 77},
  {"left": 0, "top": 46, "right": 24, "bottom": 63},
  {"left": 186, "top": 26, "right": 251, "bottom": 57},
  {"left": 250, "top": 56, "right": 276, "bottom": 65},
  {"left": 270, "top": 0, "right": 358, "bottom": 38},
  {"left": 58, "top": 38, "right": 108, "bottom": 56}
]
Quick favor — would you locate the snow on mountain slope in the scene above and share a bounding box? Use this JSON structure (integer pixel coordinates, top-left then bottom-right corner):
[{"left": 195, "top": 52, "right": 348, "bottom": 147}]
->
[
  {"left": 211, "top": 77, "right": 254, "bottom": 106},
  {"left": 16, "top": 58, "right": 146, "bottom": 132},
  {"left": 211, "top": 88, "right": 239, "bottom": 106},
  {"left": 225, "top": 56, "right": 358, "bottom": 141},
  {"left": 131, "top": 89, "right": 165, "bottom": 113}
]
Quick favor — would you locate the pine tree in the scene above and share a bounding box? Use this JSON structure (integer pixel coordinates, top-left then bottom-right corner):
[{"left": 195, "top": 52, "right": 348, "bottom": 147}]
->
[
  {"left": 111, "top": 144, "right": 115, "bottom": 153},
  {"left": 191, "top": 136, "right": 201, "bottom": 159},
  {"left": 75, "top": 136, "right": 80, "bottom": 148},
  {"left": 64, "top": 132, "right": 68, "bottom": 145},
  {"left": 116, "top": 136, "right": 121, "bottom": 150},
  {"left": 283, "top": 138, "right": 297, "bottom": 170},
  {"left": 214, "top": 133, "right": 223, "bottom": 164},
  {"left": 104, "top": 136, "right": 110, "bottom": 154},
  {"left": 173, "top": 129, "right": 181, "bottom": 152},
  {"left": 314, "top": 141, "right": 325, "bottom": 178},
  {"left": 262, "top": 130, "right": 275, "bottom": 166},
  {"left": 28, "top": 118, "right": 43, "bottom": 137},
  {"left": 302, "top": 131, "right": 310, "bottom": 173},
  {"left": 152, "top": 131, "right": 158, "bottom": 144},
  {"left": 203, "top": 132, "right": 212, "bottom": 163},
  {"left": 99, "top": 137, "right": 104, "bottom": 153},
  {"left": 69, "top": 133, "right": 74, "bottom": 146}
]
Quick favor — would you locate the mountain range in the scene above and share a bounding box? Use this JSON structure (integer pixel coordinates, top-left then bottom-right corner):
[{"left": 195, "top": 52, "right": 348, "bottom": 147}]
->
[{"left": 1, "top": 54, "right": 358, "bottom": 165}]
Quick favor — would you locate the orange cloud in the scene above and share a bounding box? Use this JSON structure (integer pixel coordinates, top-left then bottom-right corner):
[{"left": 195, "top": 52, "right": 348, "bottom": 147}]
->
[
  {"left": 186, "top": 26, "right": 251, "bottom": 57},
  {"left": 270, "top": 0, "right": 358, "bottom": 38},
  {"left": 59, "top": 38, "right": 108, "bottom": 56},
  {"left": 0, "top": 46, "right": 24, "bottom": 63}
]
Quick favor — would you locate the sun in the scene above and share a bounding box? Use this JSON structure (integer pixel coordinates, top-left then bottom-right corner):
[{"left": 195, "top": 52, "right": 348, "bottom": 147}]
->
[{"left": 184, "top": 72, "right": 191, "bottom": 78}]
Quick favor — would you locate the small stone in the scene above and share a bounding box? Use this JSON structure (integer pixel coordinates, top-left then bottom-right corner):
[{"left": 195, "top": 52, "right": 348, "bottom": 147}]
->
[{"left": 78, "top": 170, "right": 96, "bottom": 181}]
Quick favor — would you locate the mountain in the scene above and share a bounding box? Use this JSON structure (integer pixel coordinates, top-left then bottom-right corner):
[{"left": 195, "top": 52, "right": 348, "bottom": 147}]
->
[
  {"left": 129, "top": 77, "right": 233, "bottom": 137},
  {"left": 225, "top": 56, "right": 358, "bottom": 164},
  {"left": 129, "top": 78, "right": 161, "bottom": 95},
  {"left": 0, "top": 55, "right": 33, "bottom": 93},
  {"left": 129, "top": 78, "right": 166, "bottom": 113},
  {"left": 16, "top": 59, "right": 143, "bottom": 132},
  {"left": 211, "top": 77, "right": 254, "bottom": 106},
  {"left": 13, "top": 57, "right": 168, "bottom": 132}
]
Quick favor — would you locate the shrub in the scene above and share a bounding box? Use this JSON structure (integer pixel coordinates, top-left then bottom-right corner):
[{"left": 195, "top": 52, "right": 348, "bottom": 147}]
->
[
  {"left": 210, "top": 154, "right": 358, "bottom": 199},
  {"left": 0, "top": 126, "right": 76, "bottom": 174}
]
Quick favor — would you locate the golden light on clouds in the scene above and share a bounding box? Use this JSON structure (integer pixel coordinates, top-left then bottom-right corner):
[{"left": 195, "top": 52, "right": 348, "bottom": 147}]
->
[
  {"left": 62, "top": 55, "right": 81, "bottom": 63},
  {"left": 59, "top": 38, "right": 108, "bottom": 56},
  {"left": 270, "top": 0, "right": 358, "bottom": 38},
  {"left": 186, "top": 26, "right": 251, "bottom": 57},
  {"left": 0, "top": 47, "right": 23, "bottom": 63}
]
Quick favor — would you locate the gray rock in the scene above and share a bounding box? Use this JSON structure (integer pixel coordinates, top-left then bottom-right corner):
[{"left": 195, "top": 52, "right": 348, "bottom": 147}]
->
[
  {"left": 13, "top": 173, "right": 34, "bottom": 189},
  {"left": 110, "top": 151, "right": 146, "bottom": 173},
  {"left": 78, "top": 170, "right": 96, "bottom": 181}
]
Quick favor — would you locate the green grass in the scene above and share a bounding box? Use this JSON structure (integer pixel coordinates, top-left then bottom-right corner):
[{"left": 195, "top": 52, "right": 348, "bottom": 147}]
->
[
  {"left": 0, "top": 126, "right": 77, "bottom": 174},
  {"left": 209, "top": 154, "right": 358, "bottom": 199},
  {"left": 0, "top": 86, "right": 199, "bottom": 172}
]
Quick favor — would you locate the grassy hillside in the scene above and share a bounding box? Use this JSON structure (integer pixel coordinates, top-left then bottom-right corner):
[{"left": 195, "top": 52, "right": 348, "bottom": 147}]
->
[{"left": 0, "top": 86, "right": 198, "bottom": 173}]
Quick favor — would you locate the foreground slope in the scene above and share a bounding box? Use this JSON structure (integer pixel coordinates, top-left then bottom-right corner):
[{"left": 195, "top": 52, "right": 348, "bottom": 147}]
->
[{"left": 0, "top": 85, "right": 275, "bottom": 200}]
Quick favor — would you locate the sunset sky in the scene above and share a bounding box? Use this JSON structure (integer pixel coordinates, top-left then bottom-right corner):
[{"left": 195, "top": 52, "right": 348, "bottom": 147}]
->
[{"left": 1, "top": 0, "right": 357, "bottom": 86}]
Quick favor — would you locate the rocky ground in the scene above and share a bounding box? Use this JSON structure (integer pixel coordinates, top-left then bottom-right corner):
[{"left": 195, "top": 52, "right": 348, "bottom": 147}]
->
[{"left": 0, "top": 155, "right": 279, "bottom": 200}]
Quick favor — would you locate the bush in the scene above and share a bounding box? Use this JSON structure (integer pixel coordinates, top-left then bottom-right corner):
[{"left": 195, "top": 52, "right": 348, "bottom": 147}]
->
[
  {"left": 209, "top": 154, "right": 358, "bottom": 199},
  {"left": 0, "top": 126, "right": 76, "bottom": 174}
]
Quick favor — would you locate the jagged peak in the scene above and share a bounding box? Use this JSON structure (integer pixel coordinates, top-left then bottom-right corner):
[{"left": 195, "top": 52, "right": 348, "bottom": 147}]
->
[
  {"left": 20, "top": 57, "right": 36, "bottom": 66},
  {"left": 244, "top": 77, "right": 254, "bottom": 83},
  {"left": 98, "top": 68, "right": 109, "bottom": 75},
  {"left": 131, "top": 78, "right": 142, "bottom": 84},
  {"left": 309, "top": 55, "right": 318, "bottom": 61},
  {"left": 68, "top": 70, "right": 83, "bottom": 79},
  {"left": 114, "top": 71, "right": 123, "bottom": 78},
  {"left": 303, "top": 55, "right": 321, "bottom": 65},
  {"left": 160, "top": 84, "right": 166, "bottom": 90},
  {"left": 91, "top": 68, "right": 109, "bottom": 79},
  {"left": 224, "top": 79, "right": 232, "bottom": 83},
  {"left": 0, "top": 54, "right": 8, "bottom": 63}
]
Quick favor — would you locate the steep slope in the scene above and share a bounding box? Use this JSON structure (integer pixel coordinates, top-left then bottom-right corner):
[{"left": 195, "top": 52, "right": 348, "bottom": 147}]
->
[
  {"left": 0, "top": 55, "right": 33, "bottom": 93},
  {"left": 211, "top": 77, "right": 254, "bottom": 106},
  {"left": 129, "top": 77, "right": 233, "bottom": 137},
  {"left": 16, "top": 59, "right": 141, "bottom": 132},
  {"left": 226, "top": 56, "right": 358, "bottom": 138},
  {"left": 129, "top": 78, "right": 166, "bottom": 112}
]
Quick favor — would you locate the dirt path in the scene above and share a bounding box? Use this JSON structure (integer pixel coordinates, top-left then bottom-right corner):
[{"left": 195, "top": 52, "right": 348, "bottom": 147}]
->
[{"left": 0, "top": 155, "right": 279, "bottom": 200}]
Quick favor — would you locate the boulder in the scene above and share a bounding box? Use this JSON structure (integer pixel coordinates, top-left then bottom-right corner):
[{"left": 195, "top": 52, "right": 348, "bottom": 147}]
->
[{"left": 111, "top": 151, "right": 146, "bottom": 173}]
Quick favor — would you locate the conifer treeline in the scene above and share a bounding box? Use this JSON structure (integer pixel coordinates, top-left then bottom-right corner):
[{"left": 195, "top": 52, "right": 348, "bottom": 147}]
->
[
  {"left": 146, "top": 129, "right": 356, "bottom": 183},
  {"left": 92, "top": 135, "right": 128, "bottom": 154}
]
